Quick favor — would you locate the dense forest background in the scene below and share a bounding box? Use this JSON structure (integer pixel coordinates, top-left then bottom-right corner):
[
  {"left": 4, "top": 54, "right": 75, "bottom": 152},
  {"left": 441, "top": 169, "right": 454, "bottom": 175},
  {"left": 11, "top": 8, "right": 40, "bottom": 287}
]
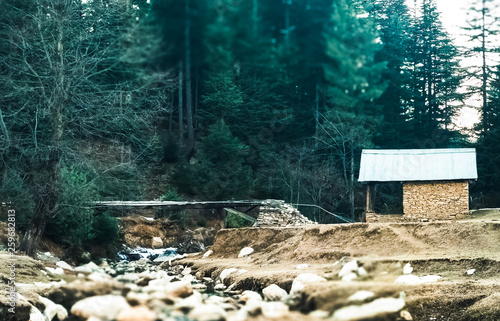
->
[{"left": 1, "top": 0, "right": 500, "bottom": 254}]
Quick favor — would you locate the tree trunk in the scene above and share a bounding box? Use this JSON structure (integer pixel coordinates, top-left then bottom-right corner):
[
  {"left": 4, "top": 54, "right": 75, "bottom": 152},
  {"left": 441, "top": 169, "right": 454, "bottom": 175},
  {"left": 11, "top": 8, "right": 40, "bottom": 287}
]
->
[
  {"left": 178, "top": 62, "right": 184, "bottom": 149},
  {"left": 185, "top": 0, "right": 195, "bottom": 158},
  {"left": 349, "top": 149, "right": 355, "bottom": 221}
]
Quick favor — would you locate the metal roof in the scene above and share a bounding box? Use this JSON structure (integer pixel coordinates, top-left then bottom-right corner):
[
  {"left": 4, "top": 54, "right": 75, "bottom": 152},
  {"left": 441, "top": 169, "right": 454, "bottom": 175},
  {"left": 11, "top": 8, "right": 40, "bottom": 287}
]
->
[{"left": 358, "top": 148, "right": 478, "bottom": 182}]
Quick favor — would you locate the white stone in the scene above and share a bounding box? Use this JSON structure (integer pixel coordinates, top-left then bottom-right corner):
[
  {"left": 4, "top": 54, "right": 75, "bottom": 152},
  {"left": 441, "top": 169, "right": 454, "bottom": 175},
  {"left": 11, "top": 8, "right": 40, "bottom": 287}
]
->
[
  {"left": 214, "top": 283, "right": 226, "bottom": 291},
  {"left": 403, "top": 263, "right": 413, "bottom": 275},
  {"left": 240, "top": 291, "right": 262, "bottom": 302},
  {"left": 205, "top": 295, "right": 225, "bottom": 305},
  {"left": 30, "top": 306, "right": 45, "bottom": 321},
  {"left": 262, "top": 284, "right": 288, "bottom": 301},
  {"left": 342, "top": 272, "right": 358, "bottom": 282},
  {"left": 296, "top": 264, "right": 309, "bottom": 269},
  {"left": 39, "top": 296, "right": 68, "bottom": 321},
  {"left": 71, "top": 295, "right": 130, "bottom": 320},
  {"left": 394, "top": 274, "right": 441, "bottom": 285},
  {"left": 238, "top": 247, "right": 254, "bottom": 258},
  {"left": 182, "top": 267, "right": 192, "bottom": 276},
  {"left": 176, "top": 290, "right": 203, "bottom": 311},
  {"left": 188, "top": 304, "right": 227, "bottom": 321},
  {"left": 467, "top": 269, "right": 476, "bottom": 275},
  {"left": 357, "top": 267, "right": 368, "bottom": 277},
  {"left": 74, "top": 262, "right": 100, "bottom": 273},
  {"left": 202, "top": 250, "right": 213, "bottom": 258},
  {"left": 347, "top": 291, "right": 375, "bottom": 302},
  {"left": 87, "top": 272, "right": 112, "bottom": 282},
  {"left": 219, "top": 268, "right": 238, "bottom": 283},
  {"left": 339, "top": 260, "right": 358, "bottom": 278},
  {"left": 290, "top": 279, "right": 305, "bottom": 296},
  {"left": 295, "top": 273, "right": 327, "bottom": 284},
  {"left": 56, "top": 261, "right": 74, "bottom": 271},
  {"left": 261, "top": 301, "right": 289, "bottom": 318},
  {"left": 237, "top": 269, "right": 248, "bottom": 275},
  {"left": 152, "top": 237, "right": 163, "bottom": 249},
  {"left": 45, "top": 267, "right": 64, "bottom": 275},
  {"left": 309, "top": 310, "right": 330, "bottom": 318},
  {"left": 332, "top": 297, "right": 405, "bottom": 321}
]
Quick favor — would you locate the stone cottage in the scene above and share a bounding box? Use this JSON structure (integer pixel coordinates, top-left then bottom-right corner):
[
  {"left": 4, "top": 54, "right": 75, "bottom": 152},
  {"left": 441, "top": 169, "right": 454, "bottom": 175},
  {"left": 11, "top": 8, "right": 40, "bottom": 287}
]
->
[{"left": 358, "top": 149, "right": 477, "bottom": 221}]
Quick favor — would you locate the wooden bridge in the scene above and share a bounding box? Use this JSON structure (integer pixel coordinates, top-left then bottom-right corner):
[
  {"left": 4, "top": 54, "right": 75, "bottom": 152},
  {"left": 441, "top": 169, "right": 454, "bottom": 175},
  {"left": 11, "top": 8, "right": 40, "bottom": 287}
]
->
[{"left": 94, "top": 200, "right": 264, "bottom": 210}]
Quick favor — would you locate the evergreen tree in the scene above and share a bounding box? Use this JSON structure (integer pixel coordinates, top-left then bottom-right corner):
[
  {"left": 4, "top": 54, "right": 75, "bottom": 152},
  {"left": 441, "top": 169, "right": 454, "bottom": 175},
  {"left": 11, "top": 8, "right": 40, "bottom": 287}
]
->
[
  {"left": 370, "top": 0, "right": 414, "bottom": 148},
  {"left": 464, "top": 0, "right": 500, "bottom": 134},
  {"left": 408, "top": 0, "right": 464, "bottom": 145}
]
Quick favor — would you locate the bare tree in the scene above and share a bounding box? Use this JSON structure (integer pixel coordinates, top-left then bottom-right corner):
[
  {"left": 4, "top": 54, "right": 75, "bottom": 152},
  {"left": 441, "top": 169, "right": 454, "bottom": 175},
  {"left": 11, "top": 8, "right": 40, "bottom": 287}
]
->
[{"left": 0, "top": 0, "right": 170, "bottom": 255}]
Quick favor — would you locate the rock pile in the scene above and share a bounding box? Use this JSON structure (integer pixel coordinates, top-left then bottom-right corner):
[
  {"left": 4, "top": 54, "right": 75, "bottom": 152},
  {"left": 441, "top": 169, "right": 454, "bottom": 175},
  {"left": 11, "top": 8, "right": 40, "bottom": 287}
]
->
[{"left": 254, "top": 199, "right": 317, "bottom": 227}]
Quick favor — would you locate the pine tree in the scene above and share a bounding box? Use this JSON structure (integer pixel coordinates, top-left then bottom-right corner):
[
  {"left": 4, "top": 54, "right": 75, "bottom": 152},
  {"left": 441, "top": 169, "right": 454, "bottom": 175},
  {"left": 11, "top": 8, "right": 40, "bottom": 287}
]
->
[
  {"left": 408, "top": 0, "right": 464, "bottom": 145},
  {"left": 464, "top": 0, "right": 500, "bottom": 134},
  {"left": 370, "top": 0, "right": 414, "bottom": 148}
]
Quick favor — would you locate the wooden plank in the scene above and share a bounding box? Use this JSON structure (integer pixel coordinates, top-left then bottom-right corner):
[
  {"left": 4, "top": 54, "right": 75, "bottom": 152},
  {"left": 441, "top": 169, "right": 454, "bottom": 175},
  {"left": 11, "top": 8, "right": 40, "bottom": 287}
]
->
[{"left": 94, "top": 200, "right": 264, "bottom": 210}]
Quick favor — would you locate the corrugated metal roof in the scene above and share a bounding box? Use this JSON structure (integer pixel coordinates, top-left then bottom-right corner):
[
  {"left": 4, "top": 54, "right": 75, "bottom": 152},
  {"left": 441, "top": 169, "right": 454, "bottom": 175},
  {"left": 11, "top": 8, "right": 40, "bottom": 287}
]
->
[{"left": 358, "top": 149, "right": 478, "bottom": 182}]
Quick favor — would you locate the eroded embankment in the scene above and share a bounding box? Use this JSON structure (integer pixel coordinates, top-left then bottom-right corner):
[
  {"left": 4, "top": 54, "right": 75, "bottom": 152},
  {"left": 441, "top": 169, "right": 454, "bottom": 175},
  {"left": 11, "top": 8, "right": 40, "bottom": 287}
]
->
[
  {"left": 179, "top": 222, "right": 500, "bottom": 320},
  {"left": 209, "top": 222, "right": 500, "bottom": 261}
]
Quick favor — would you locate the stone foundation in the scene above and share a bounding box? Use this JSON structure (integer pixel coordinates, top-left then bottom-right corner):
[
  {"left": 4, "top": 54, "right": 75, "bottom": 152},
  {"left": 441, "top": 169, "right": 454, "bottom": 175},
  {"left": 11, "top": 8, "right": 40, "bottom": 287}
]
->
[
  {"left": 403, "top": 180, "right": 469, "bottom": 220},
  {"left": 254, "top": 200, "right": 317, "bottom": 227}
]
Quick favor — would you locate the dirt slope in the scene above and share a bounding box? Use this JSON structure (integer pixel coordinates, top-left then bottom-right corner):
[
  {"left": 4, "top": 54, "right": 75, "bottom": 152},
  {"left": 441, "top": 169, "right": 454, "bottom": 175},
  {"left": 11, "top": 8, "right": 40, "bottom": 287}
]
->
[{"left": 181, "top": 221, "right": 500, "bottom": 320}]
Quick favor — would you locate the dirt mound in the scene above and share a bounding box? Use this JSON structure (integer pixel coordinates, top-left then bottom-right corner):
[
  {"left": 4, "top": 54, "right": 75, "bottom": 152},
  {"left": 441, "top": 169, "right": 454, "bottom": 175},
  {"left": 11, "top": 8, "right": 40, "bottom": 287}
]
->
[
  {"left": 210, "top": 222, "right": 500, "bottom": 262},
  {"left": 120, "top": 215, "right": 179, "bottom": 248}
]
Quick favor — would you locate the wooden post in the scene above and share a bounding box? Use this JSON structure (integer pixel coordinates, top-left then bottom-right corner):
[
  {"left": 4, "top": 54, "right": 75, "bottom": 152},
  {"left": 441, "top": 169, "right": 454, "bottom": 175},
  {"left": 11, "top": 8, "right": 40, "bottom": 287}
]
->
[{"left": 366, "top": 183, "right": 374, "bottom": 213}]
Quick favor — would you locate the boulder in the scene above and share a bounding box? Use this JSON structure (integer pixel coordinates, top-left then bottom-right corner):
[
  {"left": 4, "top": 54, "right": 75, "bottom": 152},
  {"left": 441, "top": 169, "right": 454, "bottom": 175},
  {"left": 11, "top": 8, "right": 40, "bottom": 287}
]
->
[
  {"left": 74, "top": 262, "right": 100, "bottom": 273},
  {"left": 262, "top": 284, "right": 287, "bottom": 302},
  {"left": 332, "top": 296, "right": 405, "bottom": 321},
  {"left": 151, "top": 237, "right": 163, "bottom": 249},
  {"left": 39, "top": 296, "right": 68, "bottom": 321},
  {"left": 70, "top": 295, "right": 130, "bottom": 320},
  {"left": 219, "top": 268, "right": 238, "bottom": 283},
  {"left": 116, "top": 306, "right": 157, "bottom": 321},
  {"left": 294, "top": 273, "right": 327, "bottom": 284},
  {"left": 56, "top": 261, "right": 74, "bottom": 271},
  {"left": 240, "top": 291, "right": 262, "bottom": 303},
  {"left": 347, "top": 291, "right": 375, "bottom": 302},
  {"left": 339, "top": 260, "right": 358, "bottom": 278},
  {"left": 238, "top": 247, "right": 254, "bottom": 258},
  {"left": 188, "top": 304, "right": 227, "bottom": 321},
  {"left": 261, "top": 301, "right": 289, "bottom": 318}
]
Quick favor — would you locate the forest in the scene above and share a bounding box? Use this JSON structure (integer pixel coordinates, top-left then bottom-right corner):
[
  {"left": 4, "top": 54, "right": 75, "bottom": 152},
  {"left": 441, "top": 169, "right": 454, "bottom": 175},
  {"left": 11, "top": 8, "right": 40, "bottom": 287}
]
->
[{"left": 1, "top": 0, "right": 500, "bottom": 254}]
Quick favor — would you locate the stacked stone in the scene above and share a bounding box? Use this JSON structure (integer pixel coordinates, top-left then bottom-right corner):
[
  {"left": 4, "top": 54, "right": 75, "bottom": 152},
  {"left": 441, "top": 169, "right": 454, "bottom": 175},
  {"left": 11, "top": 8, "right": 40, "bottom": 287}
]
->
[
  {"left": 403, "top": 180, "right": 469, "bottom": 221},
  {"left": 254, "top": 200, "right": 317, "bottom": 227}
]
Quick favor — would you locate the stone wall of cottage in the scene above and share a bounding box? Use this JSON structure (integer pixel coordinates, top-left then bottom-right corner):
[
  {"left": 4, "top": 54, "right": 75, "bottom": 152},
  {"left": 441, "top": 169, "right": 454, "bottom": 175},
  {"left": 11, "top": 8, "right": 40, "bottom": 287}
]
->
[{"left": 402, "top": 180, "right": 469, "bottom": 220}]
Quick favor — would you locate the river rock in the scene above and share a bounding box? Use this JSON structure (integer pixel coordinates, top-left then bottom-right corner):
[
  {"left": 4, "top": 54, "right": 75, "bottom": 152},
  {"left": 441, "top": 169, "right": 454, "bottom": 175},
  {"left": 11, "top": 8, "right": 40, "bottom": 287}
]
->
[
  {"left": 342, "top": 272, "right": 358, "bottom": 282},
  {"left": 126, "top": 291, "right": 150, "bottom": 306},
  {"left": 45, "top": 267, "right": 64, "bottom": 275},
  {"left": 87, "top": 272, "right": 112, "bottom": 283},
  {"left": 152, "top": 237, "right": 163, "bottom": 249},
  {"left": 203, "top": 250, "right": 213, "bottom": 258},
  {"left": 339, "top": 260, "right": 358, "bottom": 278},
  {"left": 220, "top": 268, "right": 238, "bottom": 283},
  {"left": 166, "top": 281, "right": 193, "bottom": 298},
  {"left": 188, "top": 304, "right": 228, "bottom": 321},
  {"left": 295, "top": 273, "right": 327, "bottom": 284},
  {"left": 30, "top": 306, "right": 45, "bottom": 321},
  {"left": 394, "top": 274, "right": 442, "bottom": 285},
  {"left": 347, "top": 291, "right": 375, "bottom": 302},
  {"left": 403, "top": 263, "right": 413, "bottom": 275},
  {"left": 116, "top": 305, "right": 157, "bottom": 321},
  {"left": 262, "top": 284, "right": 287, "bottom": 302},
  {"left": 240, "top": 291, "right": 262, "bottom": 303},
  {"left": 261, "top": 301, "right": 289, "bottom": 318},
  {"left": 332, "top": 296, "right": 405, "bottom": 321},
  {"left": 290, "top": 279, "right": 305, "bottom": 296},
  {"left": 176, "top": 290, "right": 203, "bottom": 312},
  {"left": 70, "top": 295, "right": 130, "bottom": 320},
  {"left": 56, "top": 261, "right": 74, "bottom": 271},
  {"left": 47, "top": 279, "right": 122, "bottom": 309},
  {"left": 74, "top": 262, "right": 100, "bottom": 273},
  {"left": 39, "top": 296, "right": 68, "bottom": 321},
  {"left": 238, "top": 247, "right": 254, "bottom": 258}
]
